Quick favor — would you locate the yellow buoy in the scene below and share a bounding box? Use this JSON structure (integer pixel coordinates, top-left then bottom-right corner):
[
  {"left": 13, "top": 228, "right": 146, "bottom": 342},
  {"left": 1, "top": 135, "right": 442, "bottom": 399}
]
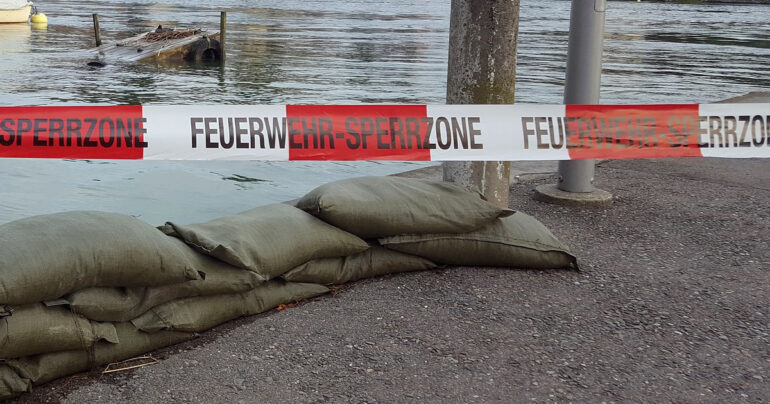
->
[{"left": 30, "top": 13, "right": 48, "bottom": 24}]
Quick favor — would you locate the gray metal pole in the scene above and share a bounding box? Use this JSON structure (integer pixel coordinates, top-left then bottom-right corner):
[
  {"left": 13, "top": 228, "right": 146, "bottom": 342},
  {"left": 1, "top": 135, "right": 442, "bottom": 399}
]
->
[{"left": 558, "top": 0, "right": 606, "bottom": 193}]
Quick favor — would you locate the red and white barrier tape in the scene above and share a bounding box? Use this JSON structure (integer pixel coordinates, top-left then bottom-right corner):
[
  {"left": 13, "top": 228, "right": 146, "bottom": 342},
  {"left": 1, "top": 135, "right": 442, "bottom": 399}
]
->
[{"left": 0, "top": 104, "right": 768, "bottom": 160}]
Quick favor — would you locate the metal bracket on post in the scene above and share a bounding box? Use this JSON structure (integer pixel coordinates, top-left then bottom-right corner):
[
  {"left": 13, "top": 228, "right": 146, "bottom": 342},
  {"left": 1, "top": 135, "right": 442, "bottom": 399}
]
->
[{"left": 533, "top": 0, "right": 612, "bottom": 206}]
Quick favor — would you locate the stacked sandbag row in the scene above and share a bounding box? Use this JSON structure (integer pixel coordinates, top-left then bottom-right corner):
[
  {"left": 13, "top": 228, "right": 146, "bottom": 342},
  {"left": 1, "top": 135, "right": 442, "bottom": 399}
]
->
[
  {"left": 0, "top": 211, "right": 201, "bottom": 400},
  {"left": 0, "top": 209, "right": 335, "bottom": 401},
  {"left": 291, "top": 176, "right": 578, "bottom": 275},
  {"left": 1, "top": 176, "right": 577, "bottom": 401}
]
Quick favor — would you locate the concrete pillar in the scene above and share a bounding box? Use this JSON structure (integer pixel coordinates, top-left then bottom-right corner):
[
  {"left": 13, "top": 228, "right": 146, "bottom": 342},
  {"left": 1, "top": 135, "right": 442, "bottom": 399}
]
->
[{"left": 442, "top": 0, "right": 520, "bottom": 209}]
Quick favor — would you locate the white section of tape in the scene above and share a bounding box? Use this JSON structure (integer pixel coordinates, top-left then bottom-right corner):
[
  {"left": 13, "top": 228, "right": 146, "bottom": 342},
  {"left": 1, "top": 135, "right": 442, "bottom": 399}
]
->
[
  {"left": 143, "top": 105, "right": 289, "bottom": 161},
  {"left": 698, "top": 103, "right": 770, "bottom": 158},
  {"left": 427, "top": 105, "right": 570, "bottom": 161}
]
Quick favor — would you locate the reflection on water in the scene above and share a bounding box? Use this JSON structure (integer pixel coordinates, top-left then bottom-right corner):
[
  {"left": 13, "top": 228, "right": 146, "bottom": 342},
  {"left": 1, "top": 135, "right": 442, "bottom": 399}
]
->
[
  {"left": 0, "top": 23, "right": 31, "bottom": 36},
  {"left": 2, "top": 1, "right": 768, "bottom": 105},
  {"left": 517, "top": 1, "right": 770, "bottom": 103},
  {"left": 0, "top": 0, "right": 769, "bottom": 224},
  {"left": 644, "top": 33, "right": 770, "bottom": 49},
  {"left": 0, "top": 24, "right": 31, "bottom": 54}
]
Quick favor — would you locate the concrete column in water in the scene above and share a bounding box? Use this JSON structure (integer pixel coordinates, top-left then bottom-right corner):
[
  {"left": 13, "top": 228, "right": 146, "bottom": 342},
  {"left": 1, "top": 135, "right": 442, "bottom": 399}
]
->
[{"left": 442, "top": 0, "right": 520, "bottom": 209}]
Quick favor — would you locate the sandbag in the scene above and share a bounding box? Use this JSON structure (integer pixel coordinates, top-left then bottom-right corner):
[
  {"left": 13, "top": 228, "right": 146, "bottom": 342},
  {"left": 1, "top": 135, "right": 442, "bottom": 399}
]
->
[
  {"left": 295, "top": 176, "right": 514, "bottom": 238},
  {"left": 0, "top": 365, "right": 29, "bottom": 402},
  {"left": 160, "top": 203, "right": 369, "bottom": 279},
  {"left": 132, "top": 281, "right": 329, "bottom": 333},
  {"left": 379, "top": 212, "right": 577, "bottom": 269},
  {"left": 0, "top": 304, "right": 118, "bottom": 359},
  {"left": 282, "top": 246, "right": 438, "bottom": 285},
  {"left": 0, "top": 211, "right": 201, "bottom": 305},
  {"left": 6, "top": 351, "right": 90, "bottom": 388},
  {"left": 58, "top": 246, "right": 264, "bottom": 322},
  {"left": 6, "top": 322, "right": 194, "bottom": 386}
]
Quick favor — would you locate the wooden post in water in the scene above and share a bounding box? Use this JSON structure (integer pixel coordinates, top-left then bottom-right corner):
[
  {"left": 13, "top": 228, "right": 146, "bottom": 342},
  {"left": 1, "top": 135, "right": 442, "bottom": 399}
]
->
[
  {"left": 442, "top": 1, "right": 520, "bottom": 209},
  {"left": 92, "top": 14, "right": 102, "bottom": 47},
  {"left": 220, "top": 11, "right": 227, "bottom": 63}
]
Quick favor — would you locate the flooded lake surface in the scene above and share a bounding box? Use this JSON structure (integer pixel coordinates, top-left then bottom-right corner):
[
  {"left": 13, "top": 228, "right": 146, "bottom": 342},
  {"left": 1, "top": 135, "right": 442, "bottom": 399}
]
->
[{"left": 1, "top": 0, "right": 768, "bottom": 224}]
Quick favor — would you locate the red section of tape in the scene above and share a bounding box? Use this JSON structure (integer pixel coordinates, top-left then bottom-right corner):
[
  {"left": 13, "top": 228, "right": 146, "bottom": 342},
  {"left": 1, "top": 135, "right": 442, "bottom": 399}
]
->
[
  {"left": 565, "top": 104, "right": 703, "bottom": 160},
  {"left": 286, "top": 105, "right": 431, "bottom": 161},
  {"left": 0, "top": 106, "right": 145, "bottom": 159}
]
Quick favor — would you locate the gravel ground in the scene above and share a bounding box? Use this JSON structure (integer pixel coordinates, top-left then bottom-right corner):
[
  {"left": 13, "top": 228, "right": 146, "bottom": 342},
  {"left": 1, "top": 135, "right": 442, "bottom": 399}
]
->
[{"left": 14, "top": 158, "right": 770, "bottom": 403}]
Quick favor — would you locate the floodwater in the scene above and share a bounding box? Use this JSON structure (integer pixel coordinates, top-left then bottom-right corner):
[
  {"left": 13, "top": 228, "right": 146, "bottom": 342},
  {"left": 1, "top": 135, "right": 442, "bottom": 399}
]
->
[{"left": 0, "top": 0, "right": 768, "bottom": 224}]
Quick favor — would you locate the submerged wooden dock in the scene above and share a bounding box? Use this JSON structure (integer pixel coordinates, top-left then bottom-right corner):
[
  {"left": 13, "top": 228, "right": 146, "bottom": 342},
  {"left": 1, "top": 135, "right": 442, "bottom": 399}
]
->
[
  {"left": 86, "top": 12, "right": 227, "bottom": 66},
  {"left": 87, "top": 28, "right": 222, "bottom": 65}
]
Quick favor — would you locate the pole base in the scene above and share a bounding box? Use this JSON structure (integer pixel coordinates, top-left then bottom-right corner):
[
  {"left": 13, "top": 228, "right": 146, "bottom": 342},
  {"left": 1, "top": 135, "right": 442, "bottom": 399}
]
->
[{"left": 533, "top": 184, "right": 612, "bottom": 207}]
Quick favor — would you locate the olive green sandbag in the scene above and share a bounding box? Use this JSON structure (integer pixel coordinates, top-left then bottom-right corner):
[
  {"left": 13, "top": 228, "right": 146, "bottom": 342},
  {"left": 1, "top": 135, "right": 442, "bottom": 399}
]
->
[
  {"left": 132, "top": 281, "right": 329, "bottom": 333},
  {"left": 282, "top": 246, "right": 438, "bottom": 285},
  {"left": 0, "top": 211, "right": 201, "bottom": 305},
  {"left": 295, "top": 176, "right": 514, "bottom": 238},
  {"left": 379, "top": 212, "right": 578, "bottom": 269},
  {"left": 160, "top": 203, "right": 369, "bottom": 279},
  {"left": 0, "top": 365, "right": 30, "bottom": 402},
  {"left": 0, "top": 304, "right": 118, "bottom": 360},
  {"left": 58, "top": 244, "right": 264, "bottom": 323},
  {"left": 6, "top": 322, "right": 194, "bottom": 386}
]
